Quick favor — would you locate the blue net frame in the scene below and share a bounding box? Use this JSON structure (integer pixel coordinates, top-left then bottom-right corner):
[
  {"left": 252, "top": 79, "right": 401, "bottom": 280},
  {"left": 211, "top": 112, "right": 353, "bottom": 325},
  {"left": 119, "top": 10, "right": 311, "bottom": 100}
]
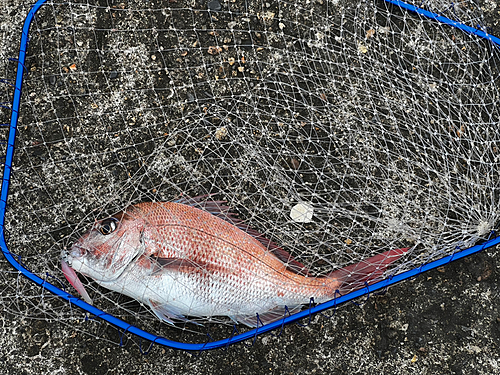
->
[{"left": 1, "top": 0, "right": 500, "bottom": 351}]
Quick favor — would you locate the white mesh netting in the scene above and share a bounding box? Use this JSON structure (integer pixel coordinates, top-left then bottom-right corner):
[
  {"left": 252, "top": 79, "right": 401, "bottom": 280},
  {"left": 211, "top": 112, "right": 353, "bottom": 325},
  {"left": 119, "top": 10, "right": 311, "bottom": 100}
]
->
[{"left": 1, "top": 0, "right": 500, "bottom": 346}]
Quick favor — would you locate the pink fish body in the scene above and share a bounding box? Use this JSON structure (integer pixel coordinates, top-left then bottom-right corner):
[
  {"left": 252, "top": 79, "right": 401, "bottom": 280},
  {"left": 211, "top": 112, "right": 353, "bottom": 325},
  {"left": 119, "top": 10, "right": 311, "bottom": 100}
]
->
[{"left": 62, "top": 197, "right": 407, "bottom": 326}]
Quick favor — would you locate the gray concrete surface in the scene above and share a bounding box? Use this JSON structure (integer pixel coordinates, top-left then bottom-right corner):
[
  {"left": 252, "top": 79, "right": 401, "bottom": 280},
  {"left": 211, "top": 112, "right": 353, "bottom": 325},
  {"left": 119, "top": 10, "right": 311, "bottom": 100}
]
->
[{"left": 1, "top": 1, "right": 500, "bottom": 374}]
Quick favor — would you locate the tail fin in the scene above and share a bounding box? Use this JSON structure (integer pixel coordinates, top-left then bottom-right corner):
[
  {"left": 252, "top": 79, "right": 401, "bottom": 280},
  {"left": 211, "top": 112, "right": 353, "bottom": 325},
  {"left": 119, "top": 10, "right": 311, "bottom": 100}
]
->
[{"left": 328, "top": 247, "right": 408, "bottom": 296}]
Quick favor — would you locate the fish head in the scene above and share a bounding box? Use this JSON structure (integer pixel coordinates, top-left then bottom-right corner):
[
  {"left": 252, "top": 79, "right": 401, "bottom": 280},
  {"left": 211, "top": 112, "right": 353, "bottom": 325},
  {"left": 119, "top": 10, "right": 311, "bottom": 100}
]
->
[{"left": 63, "top": 208, "right": 145, "bottom": 283}]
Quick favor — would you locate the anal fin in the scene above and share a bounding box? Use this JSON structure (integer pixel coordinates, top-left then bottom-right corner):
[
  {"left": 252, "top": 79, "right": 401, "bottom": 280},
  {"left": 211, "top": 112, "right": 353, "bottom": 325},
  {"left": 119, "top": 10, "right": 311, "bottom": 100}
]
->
[
  {"left": 148, "top": 300, "right": 203, "bottom": 326},
  {"left": 231, "top": 305, "right": 302, "bottom": 328}
]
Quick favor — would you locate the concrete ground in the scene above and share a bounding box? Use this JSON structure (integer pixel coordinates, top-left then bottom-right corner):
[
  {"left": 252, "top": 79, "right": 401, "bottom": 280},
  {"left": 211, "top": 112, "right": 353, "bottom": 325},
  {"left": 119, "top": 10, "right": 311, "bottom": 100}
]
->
[{"left": 1, "top": 1, "right": 500, "bottom": 374}]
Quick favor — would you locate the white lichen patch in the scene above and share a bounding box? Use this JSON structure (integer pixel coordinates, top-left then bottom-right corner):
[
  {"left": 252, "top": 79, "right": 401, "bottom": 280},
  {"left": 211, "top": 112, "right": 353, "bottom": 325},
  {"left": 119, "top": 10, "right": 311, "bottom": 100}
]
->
[
  {"left": 290, "top": 203, "right": 314, "bottom": 223},
  {"left": 476, "top": 219, "right": 493, "bottom": 237}
]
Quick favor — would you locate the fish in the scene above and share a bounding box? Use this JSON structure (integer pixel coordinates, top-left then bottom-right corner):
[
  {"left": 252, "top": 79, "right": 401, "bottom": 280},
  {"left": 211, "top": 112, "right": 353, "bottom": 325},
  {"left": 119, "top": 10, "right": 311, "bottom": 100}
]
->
[{"left": 61, "top": 196, "right": 408, "bottom": 327}]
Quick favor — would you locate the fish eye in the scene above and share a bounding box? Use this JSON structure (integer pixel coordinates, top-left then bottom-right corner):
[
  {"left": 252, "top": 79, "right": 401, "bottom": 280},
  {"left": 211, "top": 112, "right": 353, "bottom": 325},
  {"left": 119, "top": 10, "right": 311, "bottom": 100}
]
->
[{"left": 99, "top": 218, "right": 118, "bottom": 235}]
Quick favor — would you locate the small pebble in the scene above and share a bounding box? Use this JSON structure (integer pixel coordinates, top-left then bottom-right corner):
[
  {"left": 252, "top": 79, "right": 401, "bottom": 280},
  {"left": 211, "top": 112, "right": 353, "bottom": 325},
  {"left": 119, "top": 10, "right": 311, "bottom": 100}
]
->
[
  {"left": 109, "top": 71, "right": 119, "bottom": 79},
  {"left": 208, "top": 0, "right": 222, "bottom": 11},
  {"left": 290, "top": 203, "right": 314, "bottom": 223},
  {"left": 357, "top": 42, "right": 368, "bottom": 53},
  {"left": 48, "top": 75, "right": 57, "bottom": 85},
  {"left": 387, "top": 329, "right": 397, "bottom": 338},
  {"left": 207, "top": 46, "right": 222, "bottom": 55},
  {"left": 215, "top": 127, "right": 228, "bottom": 140}
]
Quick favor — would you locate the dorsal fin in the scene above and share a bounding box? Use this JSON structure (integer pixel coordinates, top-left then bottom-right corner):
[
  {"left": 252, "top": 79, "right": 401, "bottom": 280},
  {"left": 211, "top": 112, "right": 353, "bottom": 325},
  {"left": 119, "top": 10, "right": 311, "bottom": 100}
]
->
[{"left": 175, "top": 194, "right": 312, "bottom": 276}]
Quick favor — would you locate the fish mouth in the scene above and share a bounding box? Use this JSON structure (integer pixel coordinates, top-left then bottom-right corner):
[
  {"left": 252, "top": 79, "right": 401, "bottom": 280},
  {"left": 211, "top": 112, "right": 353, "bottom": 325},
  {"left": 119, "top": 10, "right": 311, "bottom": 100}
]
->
[
  {"left": 61, "top": 248, "right": 74, "bottom": 267},
  {"left": 63, "top": 237, "right": 142, "bottom": 282},
  {"left": 60, "top": 244, "right": 88, "bottom": 271}
]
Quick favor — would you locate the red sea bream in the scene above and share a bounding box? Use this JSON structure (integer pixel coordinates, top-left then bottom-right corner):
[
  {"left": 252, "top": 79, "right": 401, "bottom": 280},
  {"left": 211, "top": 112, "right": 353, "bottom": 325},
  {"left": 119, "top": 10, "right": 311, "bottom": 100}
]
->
[{"left": 62, "top": 197, "right": 407, "bottom": 327}]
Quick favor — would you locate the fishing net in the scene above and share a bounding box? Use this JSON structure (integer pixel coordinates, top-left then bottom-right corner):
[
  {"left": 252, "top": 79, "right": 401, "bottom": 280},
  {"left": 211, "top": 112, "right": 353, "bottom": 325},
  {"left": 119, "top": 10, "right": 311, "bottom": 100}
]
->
[{"left": 1, "top": 0, "right": 500, "bottom": 350}]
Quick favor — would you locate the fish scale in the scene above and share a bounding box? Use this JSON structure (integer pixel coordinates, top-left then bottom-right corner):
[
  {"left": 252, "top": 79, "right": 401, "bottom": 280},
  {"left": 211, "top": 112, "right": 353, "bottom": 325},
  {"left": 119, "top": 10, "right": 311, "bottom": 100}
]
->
[
  {"left": 143, "top": 219, "right": 310, "bottom": 312},
  {"left": 62, "top": 197, "right": 407, "bottom": 327}
]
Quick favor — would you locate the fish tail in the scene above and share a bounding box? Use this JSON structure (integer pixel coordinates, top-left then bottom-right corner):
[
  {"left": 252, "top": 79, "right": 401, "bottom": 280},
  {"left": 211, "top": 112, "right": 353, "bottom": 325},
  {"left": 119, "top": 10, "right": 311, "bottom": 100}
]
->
[{"left": 327, "top": 247, "right": 409, "bottom": 297}]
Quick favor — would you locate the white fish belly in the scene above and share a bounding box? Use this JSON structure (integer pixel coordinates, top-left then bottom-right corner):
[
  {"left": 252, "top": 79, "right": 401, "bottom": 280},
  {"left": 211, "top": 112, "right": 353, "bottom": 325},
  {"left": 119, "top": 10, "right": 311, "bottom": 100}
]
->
[{"left": 97, "top": 266, "right": 308, "bottom": 319}]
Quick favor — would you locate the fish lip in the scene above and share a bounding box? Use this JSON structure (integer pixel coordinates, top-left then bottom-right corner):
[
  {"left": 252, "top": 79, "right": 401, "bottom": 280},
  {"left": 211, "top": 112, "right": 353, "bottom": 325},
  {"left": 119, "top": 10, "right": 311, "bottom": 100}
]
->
[
  {"left": 61, "top": 243, "right": 88, "bottom": 267},
  {"left": 61, "top": 249, "right": 71, "bottom": 265},
  {"left": 70, "top": 243, "right": 88, "bottom": 258}
]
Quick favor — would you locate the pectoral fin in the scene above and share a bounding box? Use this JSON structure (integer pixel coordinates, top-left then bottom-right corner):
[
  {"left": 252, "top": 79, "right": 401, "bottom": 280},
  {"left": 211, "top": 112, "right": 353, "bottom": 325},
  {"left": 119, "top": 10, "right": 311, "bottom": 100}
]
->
[{"left": 145, "top": 256, "right": 208, "bottom": 275}]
